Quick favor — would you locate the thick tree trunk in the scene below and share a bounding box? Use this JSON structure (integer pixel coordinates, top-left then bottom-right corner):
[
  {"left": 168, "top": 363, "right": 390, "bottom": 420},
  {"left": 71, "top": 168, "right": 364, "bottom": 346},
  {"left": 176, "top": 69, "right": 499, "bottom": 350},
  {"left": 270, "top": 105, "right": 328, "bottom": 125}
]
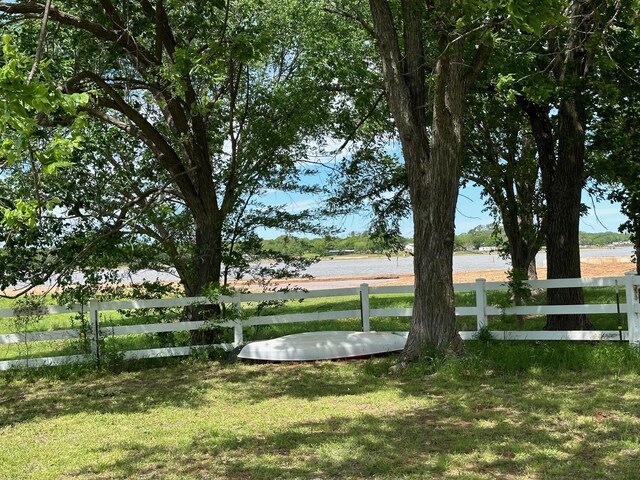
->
[
  {"left": 173, "top": 213, "right": 225, "bottom": 344},
  {"left": 398, "top": 42, "right": 466, "bottom": 363},
  {"left": 520, "top": 99, "right": 592, "bottom": 330},
  {"left": 407, "top": 195, "right": 463, "bottom": 358},
  {"left": 368, "top": 0, "right": 474, "bottom": 365},
  {"left": 543, "top": 99, "right": 592, "bottom": 330},
  {"left": 191, "top": 215, "right": 224, "bottom": 296},
  {"left": 544, "top": 0, "right": 600, "bottom": 330},
  {"left": 513, "top": 0, "right": 603, "bottom": 330}
]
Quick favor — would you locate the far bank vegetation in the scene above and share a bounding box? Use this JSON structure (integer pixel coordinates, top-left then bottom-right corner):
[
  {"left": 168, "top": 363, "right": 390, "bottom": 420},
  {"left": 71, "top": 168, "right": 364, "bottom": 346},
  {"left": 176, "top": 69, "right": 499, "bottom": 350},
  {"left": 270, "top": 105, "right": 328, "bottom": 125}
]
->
[{"left": 261, "top": 227, "right": 631, "bottom": 257}]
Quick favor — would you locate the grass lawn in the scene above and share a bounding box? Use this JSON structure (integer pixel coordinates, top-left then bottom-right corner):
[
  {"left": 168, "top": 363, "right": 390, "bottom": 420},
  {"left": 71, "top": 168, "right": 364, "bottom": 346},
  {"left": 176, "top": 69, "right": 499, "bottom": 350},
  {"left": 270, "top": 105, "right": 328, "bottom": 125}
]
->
[
  {"left": 0, "top": 285, "right": 633, "bottom": 362},
  {"left": 1, "top": 343, "right": 640, "bottom": 479}
]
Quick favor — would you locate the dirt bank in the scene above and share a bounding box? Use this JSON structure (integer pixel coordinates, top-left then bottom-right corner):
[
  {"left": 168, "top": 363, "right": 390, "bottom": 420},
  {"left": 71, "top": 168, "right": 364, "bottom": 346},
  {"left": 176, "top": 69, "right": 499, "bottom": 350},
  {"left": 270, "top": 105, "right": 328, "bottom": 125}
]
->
[
  {"left": 3, "top": 258, "right": 636, "bottom": 296},
  {"left": 264, "top": 258, "right": 637, "bottom": 289}
]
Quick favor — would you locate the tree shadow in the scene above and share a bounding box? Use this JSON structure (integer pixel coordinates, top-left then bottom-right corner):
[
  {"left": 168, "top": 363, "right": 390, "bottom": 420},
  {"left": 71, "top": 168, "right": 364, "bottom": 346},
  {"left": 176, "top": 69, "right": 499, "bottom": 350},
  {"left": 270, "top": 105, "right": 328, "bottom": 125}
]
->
[
  {"left": 67, "top": 393, "right": 640, "bottom": 479},
  {"left": 213, "top": 358, "right": 418, "bottom": 402},
  {"left": 0, "top": 361, "right": 211, "bottom": 427},
  {"left": 3, "top": 354, "right": 640, "bottom": 478},
  {"left": 0, "top": 356, "right": 411, "bottom": 428}
]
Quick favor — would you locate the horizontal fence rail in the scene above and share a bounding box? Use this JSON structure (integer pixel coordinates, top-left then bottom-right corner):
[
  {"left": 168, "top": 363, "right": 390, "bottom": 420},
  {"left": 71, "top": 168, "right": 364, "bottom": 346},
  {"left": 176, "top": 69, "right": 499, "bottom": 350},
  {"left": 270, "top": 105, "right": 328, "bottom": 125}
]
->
[{"left": 1, "top": 274, "right": 639, "bottom": 370}]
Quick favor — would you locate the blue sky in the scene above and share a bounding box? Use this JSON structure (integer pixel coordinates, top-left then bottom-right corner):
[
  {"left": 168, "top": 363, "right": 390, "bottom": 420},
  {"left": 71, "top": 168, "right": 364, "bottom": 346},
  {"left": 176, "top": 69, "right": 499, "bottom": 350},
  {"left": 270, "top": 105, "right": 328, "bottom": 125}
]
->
[
  {"left": 455, "top": 184, "right": 625, "bottom": 235},
  {"left": 258, "top": 139, "right": 626, "bottom": 239},
  {"left": 259, "top": 180, "right": 626, "bottom": 240}
]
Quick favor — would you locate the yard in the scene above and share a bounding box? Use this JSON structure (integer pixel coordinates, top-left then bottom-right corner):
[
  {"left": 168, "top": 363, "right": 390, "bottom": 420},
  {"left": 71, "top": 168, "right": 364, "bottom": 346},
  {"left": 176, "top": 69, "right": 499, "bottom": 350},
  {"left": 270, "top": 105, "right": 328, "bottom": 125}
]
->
[
  {"left": 1, "top": 281, "right": 637, "bottom": 365},
  {"left": 2, "top": 343, "right": 640, "bottom": 479}
]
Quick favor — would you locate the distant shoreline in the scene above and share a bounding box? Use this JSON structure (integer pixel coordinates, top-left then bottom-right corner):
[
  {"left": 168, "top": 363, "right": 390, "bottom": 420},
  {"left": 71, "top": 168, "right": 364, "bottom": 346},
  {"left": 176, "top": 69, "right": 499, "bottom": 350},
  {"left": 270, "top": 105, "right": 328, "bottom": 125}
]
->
[
  {"left": 2, "top": 249, "right": 635, "bottom": 297},
  {"left": 308, "top": 244, "right": 634, "bottom": 262}
]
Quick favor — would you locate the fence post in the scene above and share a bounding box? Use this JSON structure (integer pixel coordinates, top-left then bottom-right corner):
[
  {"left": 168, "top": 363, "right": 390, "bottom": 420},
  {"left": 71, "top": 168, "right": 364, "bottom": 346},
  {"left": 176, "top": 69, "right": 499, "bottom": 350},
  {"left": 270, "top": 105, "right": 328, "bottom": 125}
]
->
[
  {"left": 233, "top": 300, "right": 243, "bottom": 345},
  {"left": 475, "top": 278, "right": 487, "bottom": 332},
  {"left": 360, "top": 283, "right": 370, "bottom": 332},
  {"left": 624, "top": 272, "right": 640, "bottom": 346},
  {"left": 88, "top": 299, "right": 101, "bottom": 365}
]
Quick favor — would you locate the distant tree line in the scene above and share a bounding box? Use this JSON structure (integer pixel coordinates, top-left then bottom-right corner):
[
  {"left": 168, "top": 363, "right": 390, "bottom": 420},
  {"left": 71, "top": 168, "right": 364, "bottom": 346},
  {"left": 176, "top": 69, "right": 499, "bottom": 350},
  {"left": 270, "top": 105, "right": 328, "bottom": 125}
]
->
[
  {"left": 261, "top": 228, "right": 630, "bottom": 257},
  {"left": 262, "top": 232, "right": 401, "bottom": 257}
]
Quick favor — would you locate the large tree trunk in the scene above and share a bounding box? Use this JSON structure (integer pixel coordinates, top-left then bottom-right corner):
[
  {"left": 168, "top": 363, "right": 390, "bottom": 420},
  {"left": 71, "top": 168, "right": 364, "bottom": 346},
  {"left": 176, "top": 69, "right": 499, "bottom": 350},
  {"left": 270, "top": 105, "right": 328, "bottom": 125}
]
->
[
  {"left": 174, "top": 213, "right": 225, "bottom": 345},
  {"left": 368, "top": 0, "right": 481, "bottom": 365},
  {"left": 402, "top": 43, "right": 466, "bottom": 362},
  {"left": 520, "top": 99, "right": 593, "bottom": 330},
  {"left": 189, "top": 215, "right": 224, "bottom": 296},
  {"left": 543, "top": 98, "right": 592, "bottom": 329},
  {"left": 515, "top": 0, "right": 603, "bottom": 331}
]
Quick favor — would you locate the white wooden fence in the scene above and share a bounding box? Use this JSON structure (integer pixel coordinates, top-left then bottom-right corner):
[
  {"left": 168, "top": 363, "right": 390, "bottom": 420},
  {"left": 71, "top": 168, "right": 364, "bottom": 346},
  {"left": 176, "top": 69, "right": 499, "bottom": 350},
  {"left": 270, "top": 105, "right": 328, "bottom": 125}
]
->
[{"left": 1, "top": 273, "right": 639, "bottom": 370}]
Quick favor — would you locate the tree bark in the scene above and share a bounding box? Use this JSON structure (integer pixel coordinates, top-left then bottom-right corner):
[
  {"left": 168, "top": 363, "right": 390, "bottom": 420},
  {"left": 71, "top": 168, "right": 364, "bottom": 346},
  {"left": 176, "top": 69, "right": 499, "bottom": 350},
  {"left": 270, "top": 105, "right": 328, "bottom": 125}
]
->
[
  {"left": 369, "top": 0, "right": 479, "bottom": 364},
  {"left": 543, "top": 98, "right": 592, "bottom": 329},
  {"left": 403, "top": 41, "right": 466, "bottom": 361},
  {"left": 539, "top": 0, "right": 599, "bottom": 330},
  {"left": 528, "top": 260, "right": 538, "bottom": 281},
  {"left": 520, "top": 98, "right": 593, "bottom": 330},
  {"left": 635, "top": 234, "right": 640, "bottom": 276},
  {"left": 175, "top": 213, "right": 225, "bottom": 344}
]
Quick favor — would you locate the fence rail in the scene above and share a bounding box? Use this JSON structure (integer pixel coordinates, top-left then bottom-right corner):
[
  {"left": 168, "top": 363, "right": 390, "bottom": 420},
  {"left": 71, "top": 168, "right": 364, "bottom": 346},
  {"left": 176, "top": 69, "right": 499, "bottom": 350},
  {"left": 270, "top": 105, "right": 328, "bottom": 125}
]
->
[{"left": 1, "top": 273, "right": 639, "bottom": 370}]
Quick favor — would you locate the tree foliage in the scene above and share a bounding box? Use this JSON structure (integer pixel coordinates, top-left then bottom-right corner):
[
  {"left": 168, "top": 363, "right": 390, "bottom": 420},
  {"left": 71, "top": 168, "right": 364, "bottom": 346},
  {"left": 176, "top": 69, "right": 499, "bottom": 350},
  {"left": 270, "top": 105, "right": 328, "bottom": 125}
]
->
[
  {"left": 589, "top": 0, "right": 640, "bottom": 273},
  {"left": 0, "top": 0, "right": 368, "bottom": 299},
  {"left": 0, "top": 34, "right": 88, "bottom": 230}
]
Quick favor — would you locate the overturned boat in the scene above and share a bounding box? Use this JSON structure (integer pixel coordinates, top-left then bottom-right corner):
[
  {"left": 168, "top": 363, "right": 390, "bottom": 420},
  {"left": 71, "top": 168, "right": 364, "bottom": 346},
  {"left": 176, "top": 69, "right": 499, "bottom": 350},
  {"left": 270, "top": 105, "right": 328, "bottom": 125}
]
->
[{"left": 237, "top": 330, "right": 408, "bottom": 362}]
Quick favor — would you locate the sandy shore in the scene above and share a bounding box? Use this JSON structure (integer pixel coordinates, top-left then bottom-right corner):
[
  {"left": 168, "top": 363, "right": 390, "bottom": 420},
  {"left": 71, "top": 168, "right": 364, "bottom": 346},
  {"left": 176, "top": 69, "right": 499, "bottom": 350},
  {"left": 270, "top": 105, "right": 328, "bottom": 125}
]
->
[
  {"left": 257, "top": 259, "right": 637, "bottom": 290},
  {"left": 3, "top": 258, "right": 636, "bottom": 296}
]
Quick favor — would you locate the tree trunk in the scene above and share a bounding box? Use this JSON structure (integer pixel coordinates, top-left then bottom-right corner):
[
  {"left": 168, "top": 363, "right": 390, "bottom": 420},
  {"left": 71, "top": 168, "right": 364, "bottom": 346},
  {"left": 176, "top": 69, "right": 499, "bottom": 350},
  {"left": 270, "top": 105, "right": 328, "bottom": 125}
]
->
[
  {"left": 520, "top": 98, "right": 592, "bottom": 330},
  {"left": 174, "top": 213, "right": 225, "bottom": 344},
  {"left": 509, "top": 244, "right": 538, "bottom": 328},
  {"left": 513, "top": 0, "right": 604, "bottom": 330},
  {"left": 368, "top": 0, "right": 477, "bottom": 365},
  {"left": 398, "top": 41, "right": 467, "bottom": 363},
  {"left": 543, "top": 99, "right": 592, "bottom": 330},
  {"left": 528, "top": 260, "right": 538, "bottom": 281},
  {"left": 635, "top": 234, "right": 640, "bottom": 275},
  {"left": 191, "top": 216, "right": 224, "bottom": 296}
]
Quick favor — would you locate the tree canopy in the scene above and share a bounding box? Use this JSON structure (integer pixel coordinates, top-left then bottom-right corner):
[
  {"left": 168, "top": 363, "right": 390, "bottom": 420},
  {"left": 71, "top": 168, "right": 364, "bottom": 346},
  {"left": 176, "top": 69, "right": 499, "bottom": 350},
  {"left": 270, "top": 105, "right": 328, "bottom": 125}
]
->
[
  {"left": 0, "top": 0, "right": 637, "bottom": 360},
  {"left": 0, "top": 0, "right": 374, "bottom": 298}
]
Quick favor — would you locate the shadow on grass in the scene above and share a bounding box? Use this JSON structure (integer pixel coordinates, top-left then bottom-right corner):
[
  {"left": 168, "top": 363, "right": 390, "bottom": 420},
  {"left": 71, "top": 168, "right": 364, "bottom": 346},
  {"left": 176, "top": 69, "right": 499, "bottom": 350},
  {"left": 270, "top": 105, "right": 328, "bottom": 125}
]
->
[
  {"left": 3, "top": 342, "right": 640, "bottom": 429},
  {"left": 0, "top": 356, "right": 411, "bottom": 428},
  {"left": 212, "top": 357, "right": 422, "bottom": 402},
  {"left": 67, "top": 375, "right": 640, "bottom": 479},
  {"left": 0, "top": 360, "right": 212, "bottom": 427}
]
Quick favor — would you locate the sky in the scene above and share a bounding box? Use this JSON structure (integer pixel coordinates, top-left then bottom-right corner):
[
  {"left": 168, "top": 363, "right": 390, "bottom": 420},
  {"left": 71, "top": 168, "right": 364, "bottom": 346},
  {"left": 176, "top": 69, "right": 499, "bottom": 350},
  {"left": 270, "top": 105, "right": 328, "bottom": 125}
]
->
[
  {"left": 455, "top": 184, "right": 625, "bottom": 235},
  {"left": 259, "top": 178, "right": 626, "bottom": 240},
  {"left": 257, "top": 137, "right": 626, "bottom": 239}
]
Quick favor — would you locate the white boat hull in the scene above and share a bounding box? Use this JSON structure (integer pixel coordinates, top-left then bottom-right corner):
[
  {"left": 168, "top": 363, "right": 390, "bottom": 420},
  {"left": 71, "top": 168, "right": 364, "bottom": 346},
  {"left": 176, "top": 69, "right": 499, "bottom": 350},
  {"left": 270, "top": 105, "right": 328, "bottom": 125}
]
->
[{"left": 237, "top": 330, "right": 408, "bottom": 362}]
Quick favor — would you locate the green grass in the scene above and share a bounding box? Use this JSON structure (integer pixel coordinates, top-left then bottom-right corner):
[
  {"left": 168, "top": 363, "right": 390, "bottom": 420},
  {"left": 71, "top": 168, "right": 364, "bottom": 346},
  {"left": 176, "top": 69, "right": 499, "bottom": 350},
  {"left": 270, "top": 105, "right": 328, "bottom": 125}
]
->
[
  {"left": 2, "top": 343, "right": 640, "bottom": 479},
  {"left": 0, "top": 286, "right": 632, "bottom": 362}
]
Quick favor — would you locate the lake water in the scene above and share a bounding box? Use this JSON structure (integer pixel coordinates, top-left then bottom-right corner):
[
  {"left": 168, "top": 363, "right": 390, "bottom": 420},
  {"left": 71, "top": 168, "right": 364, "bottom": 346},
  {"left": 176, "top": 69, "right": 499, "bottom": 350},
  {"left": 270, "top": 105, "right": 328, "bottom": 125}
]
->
[
  {"left": 117, "top": 246, "right": 633, "bottom": 283},
  {"left": 30, "top": 246, "right": 633, "bottom": 289},
  {"left": 302, "top": 246, "right": 634, "bottom": 279}
]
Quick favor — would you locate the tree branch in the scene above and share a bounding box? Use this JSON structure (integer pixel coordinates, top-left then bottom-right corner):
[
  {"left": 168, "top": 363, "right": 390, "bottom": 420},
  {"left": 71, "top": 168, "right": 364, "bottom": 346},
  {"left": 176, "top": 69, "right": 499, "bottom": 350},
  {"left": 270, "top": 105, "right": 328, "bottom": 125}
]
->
[
  {"left": 463, "top": 41, "right": 492, "bottom": 91},
  {"left": 0, "top": 2, "right": 157, "bottom": 68},
  {"left": 98, "top": 0, "right": 126, "bottom": 30},
  {"left": 334, "top": 92, "right": 385, "bottom": 153},
  {"left": 27, "top": 0, "right": 52, "bottom": 84},
  {"left": 324, "top": 5, "right": 375, "bottom": 38},
  {"left": 66, "top": 71, "right": 203, "bottom": 214}
]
